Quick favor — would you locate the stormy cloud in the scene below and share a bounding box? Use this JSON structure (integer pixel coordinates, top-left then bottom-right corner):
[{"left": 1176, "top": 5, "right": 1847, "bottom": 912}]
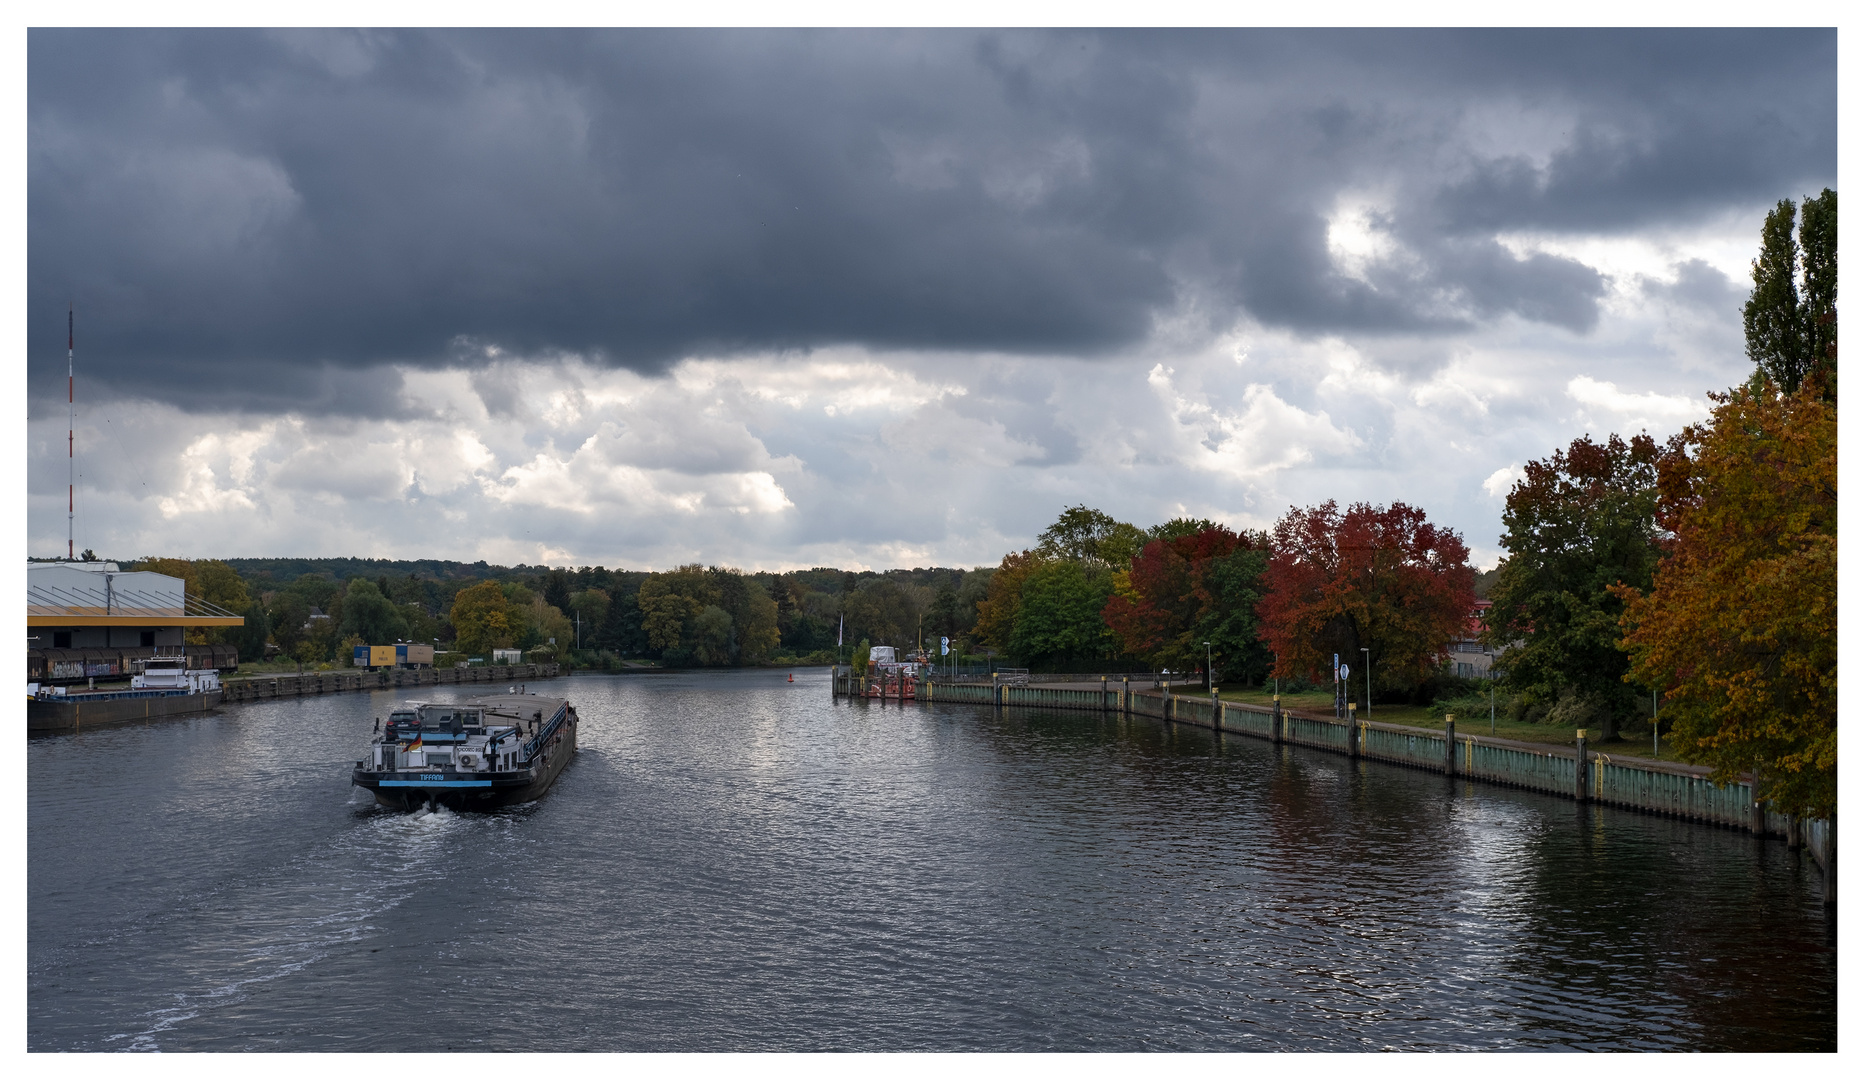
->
[{"left": 30, "top": 29, "right": 1834, "bottom": 411}]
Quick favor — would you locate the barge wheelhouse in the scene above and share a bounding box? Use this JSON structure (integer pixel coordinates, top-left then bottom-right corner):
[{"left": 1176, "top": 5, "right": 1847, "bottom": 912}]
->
[{"left": 351, "top": 692, "right": 578, "bottom": 809}]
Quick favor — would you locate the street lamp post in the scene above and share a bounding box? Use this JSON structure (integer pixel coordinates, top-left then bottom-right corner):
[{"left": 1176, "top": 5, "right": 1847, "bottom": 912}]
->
[{"left": 1360, "top": 647, "right": 1370, "bottom": 716}]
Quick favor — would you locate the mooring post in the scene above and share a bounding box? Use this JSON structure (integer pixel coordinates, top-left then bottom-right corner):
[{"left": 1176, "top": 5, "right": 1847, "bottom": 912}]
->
[
  {"left": 1823, "top": 813, "right": 1836, "bottom": 905},
  {"left": 1102, "top": 675, "right": 1109, "bottom": 713},
  {"left": 1445, "top": 714, "right": 1456, "bottom": 777},
  {"left": 1575, "top": 729, "right": 1589, "bottom": 803},
  {"left": 1751, "top": 762, "right": 1767, "bottom": 836},
  {"left": 1346, "top": 702, "right": 1357, "bottom": 757},
  {"left": 1121, "top": 675, "right": 1130, "bottom": 715},
  {"left": 1273, "top": 695, "right": 1283, "bottom": 745},
  {"left": 1211, "top": 689, "right": 1221, "bottom": 730}
]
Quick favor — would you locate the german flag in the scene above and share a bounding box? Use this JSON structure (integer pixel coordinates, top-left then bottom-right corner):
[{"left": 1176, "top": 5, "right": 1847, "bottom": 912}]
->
[{"left": 406, "top": 734, "right": 424, "bottom": 752}]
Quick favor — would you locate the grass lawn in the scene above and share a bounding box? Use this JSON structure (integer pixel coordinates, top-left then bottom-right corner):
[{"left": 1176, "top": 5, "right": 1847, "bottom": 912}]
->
[{"left": 1214, "top": 684, "right": 1684, "bottom": 763}]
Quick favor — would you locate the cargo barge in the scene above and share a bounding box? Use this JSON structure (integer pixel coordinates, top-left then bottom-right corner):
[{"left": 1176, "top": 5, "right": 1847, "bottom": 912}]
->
[
  {"left": 351, "top": 692, "right": 578, "bottom": 810},
  {"left": 28, "top": 655, "right": 223, "bottom": 734}
]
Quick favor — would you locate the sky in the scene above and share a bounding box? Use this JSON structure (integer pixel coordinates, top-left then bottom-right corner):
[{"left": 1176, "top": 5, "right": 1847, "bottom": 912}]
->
[{"left": 24, "top": 28, "right": 1838, "bottom": 572}]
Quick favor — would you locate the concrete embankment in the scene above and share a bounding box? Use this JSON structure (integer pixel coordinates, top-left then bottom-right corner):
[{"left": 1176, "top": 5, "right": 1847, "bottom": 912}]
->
[
  {"left": 219, "top": 663, "right": 561, "bottom": 704},
  {"left": 833, "top": 668, "right": 1835, "bottom": 901}
]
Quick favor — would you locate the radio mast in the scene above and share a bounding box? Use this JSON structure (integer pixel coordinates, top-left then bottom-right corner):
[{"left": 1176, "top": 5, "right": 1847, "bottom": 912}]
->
[{"left": 67, "top": 305, "right": 74, "bottom": 561}]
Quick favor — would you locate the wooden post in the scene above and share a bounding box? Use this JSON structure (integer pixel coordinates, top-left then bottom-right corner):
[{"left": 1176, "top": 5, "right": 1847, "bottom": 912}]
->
[
  {"left": 1121, "top": 675, "right": 1130, "bottom": 715},
  {"left": 1211, "top": 690, "right": 1221, "bottom": 731},
  {"left": 1444, "top": 714, "right": 1456, "bottom": 777},
  {"left": 1751, "top": 762, "right": 1767, "bottom": 836},
  {"left": 1272, "top": 695, "right": 1283, "bottom": 745},
  {"left": 1575, "top": 729, "right": 1589, "bottom": 803},
  {"left": 1823, "top": 812, "right": 1836, "bottom": 905},
  {"left": 1347, "top": 702, "right": 1358, "bottom": 758},
  {"left": 1102, "top": 675, "right": 1109, "bottom": 713}
]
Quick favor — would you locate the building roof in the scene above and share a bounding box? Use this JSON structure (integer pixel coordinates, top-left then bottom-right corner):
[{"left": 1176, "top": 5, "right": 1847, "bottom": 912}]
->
[{"left": 26, "top": 564, "right": 245, "bottom": 628}]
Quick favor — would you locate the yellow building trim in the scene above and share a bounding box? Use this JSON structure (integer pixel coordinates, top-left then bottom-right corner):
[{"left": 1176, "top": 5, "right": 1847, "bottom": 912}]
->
[{"left": 26, "top": 615, "right": 245, "bottom": 627}]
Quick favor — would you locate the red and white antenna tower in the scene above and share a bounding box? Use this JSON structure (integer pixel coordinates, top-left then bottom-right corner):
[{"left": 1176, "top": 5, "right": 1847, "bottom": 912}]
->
[{"left": 67, "top": 304, "right": 74, "bottom": 561}]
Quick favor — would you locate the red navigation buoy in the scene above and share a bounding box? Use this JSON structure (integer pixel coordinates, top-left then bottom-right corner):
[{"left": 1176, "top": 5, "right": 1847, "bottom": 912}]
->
[{"left": 788, "top": 672, "right": 794, "bottom": 683}]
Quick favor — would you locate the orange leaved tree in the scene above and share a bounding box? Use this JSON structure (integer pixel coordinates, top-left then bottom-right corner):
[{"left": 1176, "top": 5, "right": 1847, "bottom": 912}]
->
[
  {"left": 1256, "top": 501, "right": 1474, "bottom": 699},
  {"left": 1613, "top": 381, "right": 1836, "bottom": 817}
]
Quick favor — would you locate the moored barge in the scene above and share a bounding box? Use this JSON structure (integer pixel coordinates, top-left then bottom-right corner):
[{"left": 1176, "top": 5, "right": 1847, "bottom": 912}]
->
[
  {"left": 27, "top": 655, "right": 223, "bottom": 735},
  {"left": 351, "top": 692, "right": 578, "bottom": 810}
]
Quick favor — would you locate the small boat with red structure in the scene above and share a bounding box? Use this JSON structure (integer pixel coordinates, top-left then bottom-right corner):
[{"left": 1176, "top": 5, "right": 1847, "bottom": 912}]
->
[{"left": 860, "top": 645, "right": 922, "bottom": 699}]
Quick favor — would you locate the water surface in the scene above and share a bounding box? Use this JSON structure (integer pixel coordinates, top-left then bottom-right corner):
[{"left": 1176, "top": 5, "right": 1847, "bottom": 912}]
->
[{"left": 28, "top": 669, "right": 1835, "bottom": 1051}]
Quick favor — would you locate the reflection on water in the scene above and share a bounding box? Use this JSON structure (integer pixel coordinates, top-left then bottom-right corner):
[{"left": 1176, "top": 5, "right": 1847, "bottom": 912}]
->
[{"left": 29, "top": 670, "right": 1834, "bottom": 1051}]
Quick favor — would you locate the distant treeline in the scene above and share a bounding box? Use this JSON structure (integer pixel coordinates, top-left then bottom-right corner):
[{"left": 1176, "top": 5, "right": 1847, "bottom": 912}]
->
[{"left": 101, "top": 555, "right": 996, "bottom": 670}]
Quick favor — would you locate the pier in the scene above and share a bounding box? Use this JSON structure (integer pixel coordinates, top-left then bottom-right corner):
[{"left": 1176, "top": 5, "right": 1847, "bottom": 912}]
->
[
  {"left": 833, "top": 667, "right": 1835, "bottom": 898},
  {"left": 218, "top": 662, "right": 560, "bottom": 704}
]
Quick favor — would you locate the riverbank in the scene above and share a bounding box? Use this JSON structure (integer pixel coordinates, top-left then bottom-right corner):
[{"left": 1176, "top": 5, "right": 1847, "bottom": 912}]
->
[
  {"left": 1214, "top": 686, "right": 1683, "bottom": 763},
  {"left": 217, "top": 662, "right": 560, "bottom": 705},
  {"left": 839, "top": 669, "right": 1835, "bottom": 903}
]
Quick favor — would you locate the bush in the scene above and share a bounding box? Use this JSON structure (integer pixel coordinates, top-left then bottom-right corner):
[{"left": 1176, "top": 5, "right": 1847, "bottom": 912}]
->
[{"left": 1433, "top": 686, "right": 1502, "bottom": 723}]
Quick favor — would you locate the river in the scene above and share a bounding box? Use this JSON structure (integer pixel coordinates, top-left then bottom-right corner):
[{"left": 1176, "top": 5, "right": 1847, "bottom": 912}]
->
[{"left": 27, "top": 668, "right": 1835, "bottom": 1051}]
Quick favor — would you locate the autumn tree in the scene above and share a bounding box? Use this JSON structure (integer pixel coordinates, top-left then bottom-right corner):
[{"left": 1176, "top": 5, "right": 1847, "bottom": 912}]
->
[
  {"left": 1102, "top": 526, "right": 1270, "bottom": 681},
  {"left": 1744, "top": 188, "right": 1837, "bottom": 397},
  {"left": 973, "top": 549, "right": 1042, "bottom": 655},
  {"left": 450, "top": 581, "right": 514, "bottom": 655},
  {"left": 1257, "top": 502, "right": 1474, "bottom": 697},
  {"left": 136, "top": 557, "right": 252, "bottom": 645},
  {"left": 1484, "top": 433, "right": 1662, "bottom": 739},
  {"left": 1613, "top": 381, "right": 1836, "bottom": 817}
]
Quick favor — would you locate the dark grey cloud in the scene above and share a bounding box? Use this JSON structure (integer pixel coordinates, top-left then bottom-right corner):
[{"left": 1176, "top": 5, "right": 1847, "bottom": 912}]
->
[{"left": 29, "top": 28, "right": 1835, "bottom": 410}]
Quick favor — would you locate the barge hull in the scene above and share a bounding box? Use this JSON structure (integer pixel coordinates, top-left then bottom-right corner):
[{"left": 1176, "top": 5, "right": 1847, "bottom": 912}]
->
[
  {"left": 352, "top": 696, "right": 578, "bottom": 810},
  {"left": 28, "top": 690, "right": 223, "bottom": 735}
]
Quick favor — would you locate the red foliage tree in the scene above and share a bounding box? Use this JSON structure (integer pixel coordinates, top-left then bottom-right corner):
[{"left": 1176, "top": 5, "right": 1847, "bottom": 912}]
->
[
  {"left": 1257, "top": 501, "right": 1474, "bottom": 693},
  {"left": 1102, "top": 527, "right": 1271, "bottom": 680}
]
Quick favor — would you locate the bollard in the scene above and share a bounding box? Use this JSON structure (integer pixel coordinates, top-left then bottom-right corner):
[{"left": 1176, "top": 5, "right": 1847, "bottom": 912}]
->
[
  {"left": 1102, "top": 675, "right": 1109, "bottom": 713},
  {"left": 1272, "top": 695, "right": 1283, "bottom": 745},
  {"left": 1347, "top": 702, "right": 1358, "bottom": 758},
  {"left": 1121, "top": 675, "right": 1130, "bottom": 716},
  {"left": 1751, "top": 763, "right": 1767, "bottom": 836},
  {"left": 1445, "top": 714, "right": 1456, "bottom": 777},
  {"left": 1575, "top": 729, "right": 1589, "bottom": 803},
  {"left": 1211, "top": 690, "right": 1221, "bottom": 731}
]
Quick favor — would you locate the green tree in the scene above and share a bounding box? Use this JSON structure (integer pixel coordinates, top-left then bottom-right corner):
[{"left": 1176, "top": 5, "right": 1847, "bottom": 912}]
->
[
  {"left": 230, "top": 600, "right": 270, "bottom": 663},
  {"left": 1743, "top": 188, "right": 1837, "bottom": 397},
  {"left": 692, "top": 605, "right": 737, "bottom": 666},
  {"left": 1483, "top": 433, "right": 1662, "bottom": 739},
  {"left": 1037, "top": 505, "right": 1148, "bottom": 568},
  {"left": 266, "top": 592, "right": 310, "bottom": 654},
  {"left": 339, "top": 579, "right": 410, "bottom": 644},
  {"left": 568, "top": 588, "right": 611, "bottom": 648},
  {"left": 1008, "top": 560, "right": 1116, "bottom": 667}
]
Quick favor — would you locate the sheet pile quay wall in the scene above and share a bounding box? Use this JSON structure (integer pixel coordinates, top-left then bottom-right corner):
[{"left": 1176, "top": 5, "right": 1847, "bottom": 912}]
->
[
  {"left": 829, "top": 670, "right": 1832, "bottom": 879},
  {"left": 220, "top": 664, "right": 559, "bottom": 704}
]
